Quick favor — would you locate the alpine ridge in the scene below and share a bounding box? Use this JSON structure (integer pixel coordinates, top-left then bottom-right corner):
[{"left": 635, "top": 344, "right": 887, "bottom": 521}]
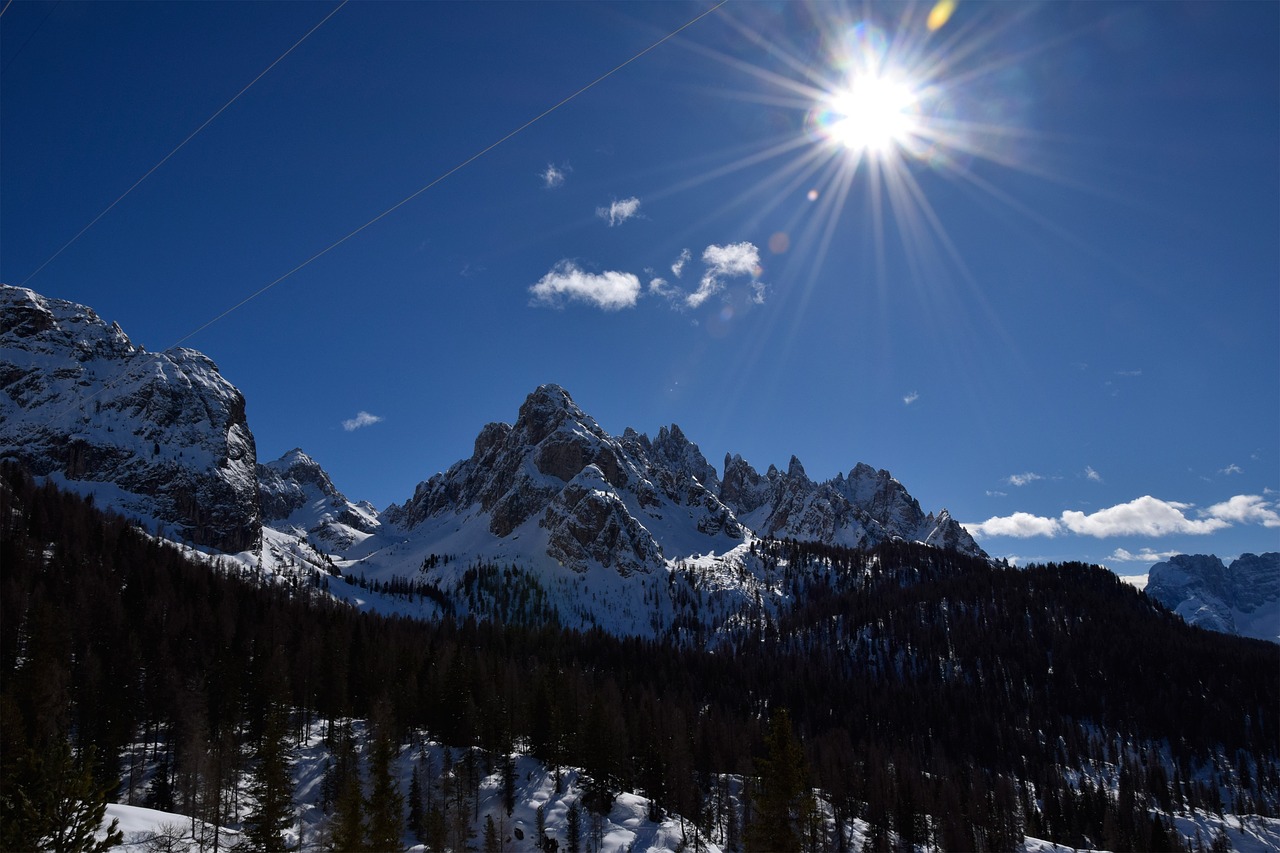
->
[
  {"left": 0, "top": 284, "right": 259, "bottom": 551},
  {"left": 1, "top": 285, "right": 982, "bottom": 635},
  {"left": 1145, "top": 552, "right": 1280, "bottom": 641}
]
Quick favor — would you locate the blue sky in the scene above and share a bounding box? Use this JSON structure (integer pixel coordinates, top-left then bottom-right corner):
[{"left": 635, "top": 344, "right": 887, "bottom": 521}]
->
[{"left": 3, "top": 0, "right": 1277, "bottom": 571}]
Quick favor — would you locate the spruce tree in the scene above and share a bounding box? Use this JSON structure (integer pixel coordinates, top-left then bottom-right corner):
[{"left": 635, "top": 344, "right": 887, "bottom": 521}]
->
[
  {"left": 0, "top": 740, "right": 123, "bottom": 853},
  {"left": 364, "top": 724, "right": 404, "bottom": 851},
  {"left": 745, "top": 710, "right": 808, "bottom": 853},
  {"left": 242, "top": 704, "right": 295, "bottom": 852}
]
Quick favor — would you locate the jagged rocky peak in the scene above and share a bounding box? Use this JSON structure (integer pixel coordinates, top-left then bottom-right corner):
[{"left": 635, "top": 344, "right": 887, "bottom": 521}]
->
[
  {"left": 720, "top": 453, "right": 771, "bottom": 515},
  {"left": 385, "top": 384, "right": 745, "bottom": 575},
  {"left": 257, "top": 447, "right": 379, "bottom": 551},
  {"left": 263, "top": 448, "right": 340, "bottom": 496},
  {"left": 643, "top": 423, "right": 720, "bottom": 492},
  {"left": 717, "top": 446, "right": 984, "bottom": 558},
  {"left": 0, "top": 284, "right": 260, "bottom": 552},
  {"left": 1146, "top": 552, "right": 1280, "bottom": 641}
]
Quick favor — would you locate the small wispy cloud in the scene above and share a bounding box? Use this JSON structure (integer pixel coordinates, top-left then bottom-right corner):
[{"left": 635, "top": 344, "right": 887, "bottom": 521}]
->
[
  {"left": 687, "top": 242, "right": 760, "bottom": 308},
  {"left": 671, "top": 248, "right": 691, "bottom": 278},
  {"left": 1108, "top": 547, "right": 1183, "bottom": 563},
  {"left": 985, "top": 490, "right": 1008, "bottom": 498},
  {"left": 647, "top": 276, "right": 673, "bottom": 297},
  {"left": 1006, "top": 472, "right": 1044, "bottom": 487},
  {"left": 1114, "top": 369, "right": 1143, "bottom": 377},
  {"left": 903, "top": 391, "right": 919, "bottom": 406},
  {"left": 596, "top": 196, "right": 641, "bottom": 227},
  {"left": 541, "top": 163, "right": 568, "bottom": 189},
  {"left": 529, "top": 260, "right": 641, "bottom": 311},
  {"left": 1084, "top": 465, "right": 1102, "bottom": 482},
  {"left": 342, "top": 411, "right": 383, "bottom": 432},
  {"left": 1220, "top": 463, "right": 1243, "bottom": 475}
]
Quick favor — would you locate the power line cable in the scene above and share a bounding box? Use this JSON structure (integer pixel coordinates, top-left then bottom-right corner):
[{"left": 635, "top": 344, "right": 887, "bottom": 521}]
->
[
  {"left": 1, "top": 0, "right": 61, "bottom": 74},
  {"left": 168, "top": 0, "right": 730, "bottom": 351},
  {"left": 37, "top": 0, "right": 730, "bottom": 431},
  {"left": 18, "top": 0, "right": 349, "bottom": 286}
]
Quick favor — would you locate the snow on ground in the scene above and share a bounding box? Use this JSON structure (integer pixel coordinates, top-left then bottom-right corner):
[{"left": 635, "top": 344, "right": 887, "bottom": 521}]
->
[{"left": 97, "top": 719, "right": 1280, "bottom": 853}]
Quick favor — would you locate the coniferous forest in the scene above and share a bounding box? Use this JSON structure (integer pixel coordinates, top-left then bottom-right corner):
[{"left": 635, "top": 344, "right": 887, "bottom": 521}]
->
[{"left": 2, "top": 463, "right": 1277, "bottom": 851}]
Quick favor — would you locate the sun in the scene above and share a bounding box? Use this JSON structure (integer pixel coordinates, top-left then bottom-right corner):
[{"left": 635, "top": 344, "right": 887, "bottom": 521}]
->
[{"left": 820, "top": 73, "right": 922, "bottom": 156}]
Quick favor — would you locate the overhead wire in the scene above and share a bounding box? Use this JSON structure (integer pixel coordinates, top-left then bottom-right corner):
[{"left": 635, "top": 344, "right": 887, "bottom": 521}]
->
[
  {"left": 36, "top": 0, "right": 732, "bottom": 430},
  {"left": 1, "top": 0, "right": 61, "bottom": 74},
  {"left": 18, "top": 0, "right": 349, "bottom": 286},
  {"left": 168, "top": 0, "right": 731, "bottom": 351}
]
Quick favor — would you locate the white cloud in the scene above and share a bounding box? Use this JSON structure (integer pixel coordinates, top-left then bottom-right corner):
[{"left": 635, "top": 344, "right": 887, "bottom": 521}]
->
[
  {"left": 1204, "top": 494, "right": 1280, "bottom": 528},
  {"left": 1108, "top": 547, "right": 1182, "bottom": 563},
  {"left": 529, "top": 260, "right": 641, "bottom": 311},
  {"left": 1062, "top": 496, "right": 1229, "bottom": 537},
  {"left": 1006, "top": 472, "right": 1043, "bottom": 487},
  {"left": 1084, "top": 466, "right": 1102, "bottom": 482},
  {"left": 687, "top": 242, "right": 760, "bottom": 308},
  {"left": 648, "top": 277, "right": 673, "bottom": 297},
  {"left": 596, "top": 196, "right": 641, "bottom": 227},
  {"left": 966, "top": 493, "right": 1280, "bottom": 541},
  {"left": 541, "top": 163, "right": 567, "bottom": 189},
  {"left": 903, "top": 391, "right": 919, "bottom": 405},
  {"left": 671, "top": 248, "right": 691, "bottom": 278},
  {"left": 1219, "top": 463, "right": 1243, "bottom": 475},
  {"left": 985, "top": 489, "right": 1008, "bottom": 497},
  {"left": 1114, "top": 369, "right": 1143, "bottom": 377},
  {"left": 964, "top": 512, "right": 1063, "bottom": 539},
  {"left": 342, "top": 411, "right": 383, "bottom": 432}
]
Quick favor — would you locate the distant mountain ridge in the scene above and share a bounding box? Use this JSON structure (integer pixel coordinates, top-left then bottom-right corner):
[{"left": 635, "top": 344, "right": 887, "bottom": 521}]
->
[
  {"left": 0, "top": 285, "right": 259, "bottom": 551},
  {"left": 1145, "top": 552, "right": 1279, "bottom": 642},
  {"left": 379, "top": 382, "right": 982, "bottom": 573},
  {"left": 0, "top": 284, "right": 982, "bottom": 634}
]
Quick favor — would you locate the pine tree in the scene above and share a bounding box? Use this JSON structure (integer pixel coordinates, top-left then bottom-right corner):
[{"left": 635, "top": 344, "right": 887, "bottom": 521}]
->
[
  {"left": 745, "top": 710, "right": 808, "bottom": 853},
  {"left": 484, "top": 814, "right": 500, "bottom": 852},
  {"left": 242, "top": 704, "right": 296, "bottom": 852},
  {"left": 364, "top": 723, "right": 404, "bottom": 851},
  {"left": 408, "top": 763, "right": 425, "bottom": 842},
  {"left": 326, "top": 723, "right": 365, "bottom": 852},
  {"left": 567, "top": 800, "right": 582, "bottom": 853},
  {"left": 0, "top": 740, "right": 123, "bottom": 853}
]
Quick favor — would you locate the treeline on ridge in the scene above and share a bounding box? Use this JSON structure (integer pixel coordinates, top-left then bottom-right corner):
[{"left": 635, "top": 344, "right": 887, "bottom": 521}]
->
[{"left": 1, "top": 463, "right": 1277, "bottom": 851}]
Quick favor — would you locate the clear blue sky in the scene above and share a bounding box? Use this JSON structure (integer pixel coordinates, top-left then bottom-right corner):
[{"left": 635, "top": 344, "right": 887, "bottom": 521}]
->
[{"left": 3, "top": 1, "right": 1277, "bottom": 570}]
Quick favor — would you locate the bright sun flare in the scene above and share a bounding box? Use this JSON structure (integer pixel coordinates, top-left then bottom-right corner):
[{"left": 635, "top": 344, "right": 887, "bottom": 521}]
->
[{"left": 823, "top": 74, "right": 922, "bottom": 155}]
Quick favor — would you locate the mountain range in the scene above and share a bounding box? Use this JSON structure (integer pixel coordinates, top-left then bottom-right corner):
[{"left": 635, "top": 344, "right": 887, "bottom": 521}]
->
[
  {"left": 1, "top": 283, "right": 987, "bottom": 636},
  {"left": 3, "top": 283, "right": 1274, "bottom": 645}
]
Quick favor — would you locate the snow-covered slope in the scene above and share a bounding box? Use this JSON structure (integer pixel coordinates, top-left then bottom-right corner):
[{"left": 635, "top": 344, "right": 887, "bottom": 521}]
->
[
  {"left": 1145, "top": 553, "right": 1279, "bottom": 642},
  {"left": 258, "top": 448, "right": 379, "bottom": 552},
  {"left": 1, "top": 285, "right": 988, "bottom": 637},
  {"left": 0, "top": 285, "right": 259, "bottom": 551},
  {"left": 381, "top": 384, "right": 745, "bottom": 576},
  {"left": 717, "top": 454, "right": 982, "bottom": 556}
]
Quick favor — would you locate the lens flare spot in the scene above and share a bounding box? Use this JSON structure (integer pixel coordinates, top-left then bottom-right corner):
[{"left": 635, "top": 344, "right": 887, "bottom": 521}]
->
[
  {"left": 927, "top": 0, "right": 957, "bottom": 32},
  {"left": 807, "top": 189, "right": 819, "bottom": 202},
  {"left": 768, "top": 232, "right": 790, "bottom": 254}
]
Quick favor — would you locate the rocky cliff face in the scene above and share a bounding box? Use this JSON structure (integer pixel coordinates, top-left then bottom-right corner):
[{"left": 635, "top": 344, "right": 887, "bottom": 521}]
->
[
  {"left": 384, "top": 384, "right": 984, "bottom": 575},
  {"left": 1146, "top": 552, "right": 1279, "bottom": 642},
  {"left": 384, "top": 384, "right": 743, "bottom": 574},
  {"left": 258, "top": 448, "right": 379, "bottom": 552},
  {"left": 0, "top": 285, "right": 260, "bottom": 551},
  {"left": 715, "top": 453, "right": 984, "bottom": 558}
]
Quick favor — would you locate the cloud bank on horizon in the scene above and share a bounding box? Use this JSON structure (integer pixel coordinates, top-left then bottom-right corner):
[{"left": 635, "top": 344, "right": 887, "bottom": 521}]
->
[{"left": 965, "top": 494, "right": 1280, "bottom": 540}]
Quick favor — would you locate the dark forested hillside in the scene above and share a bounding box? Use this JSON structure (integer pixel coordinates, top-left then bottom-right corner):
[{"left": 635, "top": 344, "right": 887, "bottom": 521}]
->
[{"left": 2, "top": 464, "right": 1277, "bottom": 851}]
